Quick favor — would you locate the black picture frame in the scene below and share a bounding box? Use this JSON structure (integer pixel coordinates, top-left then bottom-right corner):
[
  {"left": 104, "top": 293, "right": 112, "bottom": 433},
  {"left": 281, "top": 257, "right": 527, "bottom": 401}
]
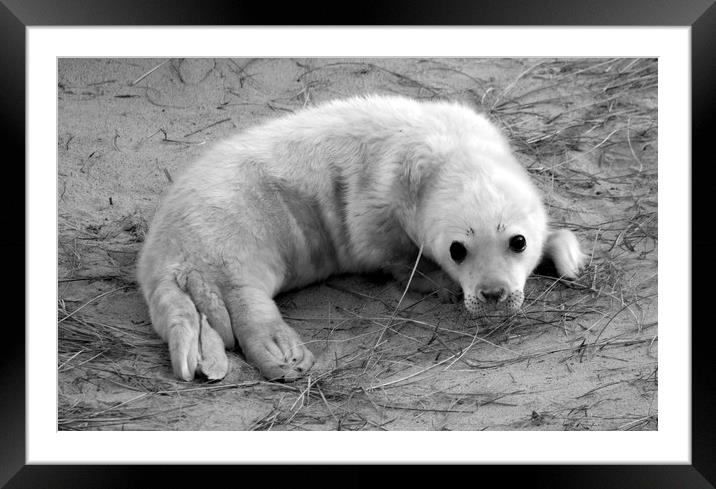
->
[{"left": 5, "top": 0, "right": 712, "bottom": 487}]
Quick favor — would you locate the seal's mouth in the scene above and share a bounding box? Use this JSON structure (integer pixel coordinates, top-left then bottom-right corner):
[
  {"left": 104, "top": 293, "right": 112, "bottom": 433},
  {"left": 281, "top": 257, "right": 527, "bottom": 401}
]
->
[{"left": 463, "top": 290, "right": 525, "bottom": 318}]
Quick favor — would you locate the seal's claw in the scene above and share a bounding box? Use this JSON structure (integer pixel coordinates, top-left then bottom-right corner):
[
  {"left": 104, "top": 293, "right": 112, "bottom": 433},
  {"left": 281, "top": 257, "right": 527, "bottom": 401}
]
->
[{"left": 241, "top": 323, "right": 315, "bottom": 381}]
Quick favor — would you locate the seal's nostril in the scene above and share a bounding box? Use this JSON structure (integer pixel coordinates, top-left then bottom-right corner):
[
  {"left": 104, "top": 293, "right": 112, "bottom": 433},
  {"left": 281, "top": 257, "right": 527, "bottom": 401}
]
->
[{"left": 479, "top": 288, "right": 505, "bottom": 304}]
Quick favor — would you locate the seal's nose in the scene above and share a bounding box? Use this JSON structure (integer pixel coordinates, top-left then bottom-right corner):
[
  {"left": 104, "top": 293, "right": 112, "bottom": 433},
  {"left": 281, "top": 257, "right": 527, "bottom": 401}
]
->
[{"left": 478, "top": 288, "right": 506, "bottom": 304}]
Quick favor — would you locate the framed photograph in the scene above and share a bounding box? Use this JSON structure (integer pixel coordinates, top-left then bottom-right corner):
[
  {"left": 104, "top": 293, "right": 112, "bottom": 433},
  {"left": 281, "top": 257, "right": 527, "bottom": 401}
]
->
[{"left": 8, "top": 0, "right": 712, "bottom": 486}]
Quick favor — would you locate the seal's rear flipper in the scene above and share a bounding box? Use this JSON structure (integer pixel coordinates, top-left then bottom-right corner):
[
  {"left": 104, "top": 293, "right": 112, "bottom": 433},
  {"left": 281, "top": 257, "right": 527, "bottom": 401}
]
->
[
  {"left": 197, "top": 313, "right": 229, "bottom": 380},
  {"left": 147, "top": 276, "right": 229, "bottom": 381}
]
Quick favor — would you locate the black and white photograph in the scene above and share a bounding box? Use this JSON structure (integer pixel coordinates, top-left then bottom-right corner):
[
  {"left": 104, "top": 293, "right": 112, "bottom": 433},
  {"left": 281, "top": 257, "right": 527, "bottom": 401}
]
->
[
  {"left": 5, "top": 0, "right": 710, "bottom": 483},
  {"left": 57, "top": 56, "right": 658, "bottom": 431}
]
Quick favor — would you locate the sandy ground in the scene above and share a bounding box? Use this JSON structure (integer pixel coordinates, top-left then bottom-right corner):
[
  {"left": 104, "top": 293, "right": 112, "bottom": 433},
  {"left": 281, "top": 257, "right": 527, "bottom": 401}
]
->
[{"left": 57, "top": 57, "right": 657, "bottom": 431}]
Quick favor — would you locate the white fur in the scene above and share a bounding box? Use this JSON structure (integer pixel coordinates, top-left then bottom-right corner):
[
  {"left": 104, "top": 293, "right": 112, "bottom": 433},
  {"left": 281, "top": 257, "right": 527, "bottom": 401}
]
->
[
  {"left": 544, "top": 229, "right": 589, "bottom": 279},
  {"left": 137, "top": 95, "right": 587, "bottom": 381}
]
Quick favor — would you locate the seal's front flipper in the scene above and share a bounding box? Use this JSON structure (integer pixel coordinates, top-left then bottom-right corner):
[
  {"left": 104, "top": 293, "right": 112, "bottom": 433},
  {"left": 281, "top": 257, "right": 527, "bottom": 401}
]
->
[
  {"left": 223, "top": 286, "right": 315, "bottom": 381},
  {"left": 543, "top": 229, "right": 588, "bottom": 279}
]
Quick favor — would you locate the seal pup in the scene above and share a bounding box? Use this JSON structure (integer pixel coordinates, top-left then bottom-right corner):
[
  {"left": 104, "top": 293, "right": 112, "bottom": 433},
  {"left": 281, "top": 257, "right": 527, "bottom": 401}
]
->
[{"left": 137, "top": 95, "right": 587, "bottom": 381}]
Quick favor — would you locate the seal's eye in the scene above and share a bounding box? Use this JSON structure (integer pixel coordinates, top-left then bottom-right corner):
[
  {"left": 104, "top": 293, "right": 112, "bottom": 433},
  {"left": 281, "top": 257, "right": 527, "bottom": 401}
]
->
[
  {"left": 450, "top": 241, "right": 467, "bottom": 263},
  {"left": 509, "top": 235, "right": 526, "bottom": 253}
]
